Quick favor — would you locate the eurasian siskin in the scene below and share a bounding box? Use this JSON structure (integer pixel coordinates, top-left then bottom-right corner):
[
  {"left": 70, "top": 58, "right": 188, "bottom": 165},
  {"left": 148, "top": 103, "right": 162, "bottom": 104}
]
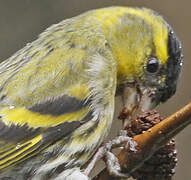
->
[{"left": 0, "top": 6, "right": 183, "bottom": 180}]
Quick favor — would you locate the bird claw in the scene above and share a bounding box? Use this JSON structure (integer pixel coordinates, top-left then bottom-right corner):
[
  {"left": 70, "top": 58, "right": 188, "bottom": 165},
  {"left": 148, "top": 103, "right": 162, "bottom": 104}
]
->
[
  {"left": 84, "top": 132, "right": 137, "bottom": 178},
  {"left": 105, "top": 151, "right": 129, "bottom": 178}
]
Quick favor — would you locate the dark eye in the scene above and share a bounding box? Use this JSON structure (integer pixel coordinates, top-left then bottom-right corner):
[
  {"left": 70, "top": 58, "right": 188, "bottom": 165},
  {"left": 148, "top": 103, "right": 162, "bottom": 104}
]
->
[{"left": 146, "top": 57, "right": 159, "bottom": 74}]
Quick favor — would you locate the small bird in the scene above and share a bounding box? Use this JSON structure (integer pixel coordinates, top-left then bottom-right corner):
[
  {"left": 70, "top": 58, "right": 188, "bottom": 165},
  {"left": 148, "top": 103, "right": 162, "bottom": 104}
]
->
[{"left": 0, "top": 6, "right": 183, "bottom": 180}]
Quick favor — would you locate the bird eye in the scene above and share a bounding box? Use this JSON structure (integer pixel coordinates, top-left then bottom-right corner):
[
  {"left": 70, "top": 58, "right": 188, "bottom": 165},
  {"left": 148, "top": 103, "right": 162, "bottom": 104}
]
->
[{"left": 146, "top": 57, "right": 159, "bottom": 74}]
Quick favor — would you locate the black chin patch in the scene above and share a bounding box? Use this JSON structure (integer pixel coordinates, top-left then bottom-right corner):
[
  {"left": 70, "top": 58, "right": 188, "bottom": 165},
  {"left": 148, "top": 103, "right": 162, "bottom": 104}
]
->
[{"left": 160, "top": 27, "right": 183, "bottom": 102}]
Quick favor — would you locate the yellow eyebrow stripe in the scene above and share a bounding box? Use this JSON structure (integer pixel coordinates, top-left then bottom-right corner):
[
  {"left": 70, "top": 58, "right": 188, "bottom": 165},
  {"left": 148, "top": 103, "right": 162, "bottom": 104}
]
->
[
  {"left": 0, "top": 107, "right": 89, "bottom": 128},
  {"left": 95, "top": 7, "right": 168, "bottom": 64},
  {"left": 127, "top": 8, "right": 169, "bottom": 64}
]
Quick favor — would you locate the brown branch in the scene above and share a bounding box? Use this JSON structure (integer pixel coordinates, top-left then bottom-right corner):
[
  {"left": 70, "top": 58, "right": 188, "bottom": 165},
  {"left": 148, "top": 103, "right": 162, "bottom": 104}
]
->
[{"left": 93, "top": 102, "right": 191, "bottom": 180}]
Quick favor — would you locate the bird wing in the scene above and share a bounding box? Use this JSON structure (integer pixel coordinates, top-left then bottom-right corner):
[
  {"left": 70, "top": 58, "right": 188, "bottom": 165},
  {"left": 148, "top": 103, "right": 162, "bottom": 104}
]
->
[{"left": 0, "top": 21, "right": 116, "bottom": 170}]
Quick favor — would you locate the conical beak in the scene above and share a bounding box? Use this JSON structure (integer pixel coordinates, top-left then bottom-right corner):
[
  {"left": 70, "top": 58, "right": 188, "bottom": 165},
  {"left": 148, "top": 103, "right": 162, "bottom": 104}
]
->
[{"left": 122, "top": 83, "right": 157, "bottom": 126}]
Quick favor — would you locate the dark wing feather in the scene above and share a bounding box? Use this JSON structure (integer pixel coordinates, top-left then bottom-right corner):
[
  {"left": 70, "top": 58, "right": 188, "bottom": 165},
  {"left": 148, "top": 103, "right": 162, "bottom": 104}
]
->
[{"left": 0, "top": 95, "right": 92, "bottom": 170}]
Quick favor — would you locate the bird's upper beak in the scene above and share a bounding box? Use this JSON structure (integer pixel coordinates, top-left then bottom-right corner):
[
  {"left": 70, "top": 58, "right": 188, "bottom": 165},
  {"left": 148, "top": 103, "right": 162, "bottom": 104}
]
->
[{"left": 122, "top": 83, "right": 158, "bottom": 126}]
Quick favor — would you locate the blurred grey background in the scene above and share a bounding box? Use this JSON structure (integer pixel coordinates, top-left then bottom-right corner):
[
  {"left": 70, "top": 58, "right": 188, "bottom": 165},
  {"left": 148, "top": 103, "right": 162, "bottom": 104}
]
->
[{"left": 0, "top": 0, "right": 190, "bottom": 179}]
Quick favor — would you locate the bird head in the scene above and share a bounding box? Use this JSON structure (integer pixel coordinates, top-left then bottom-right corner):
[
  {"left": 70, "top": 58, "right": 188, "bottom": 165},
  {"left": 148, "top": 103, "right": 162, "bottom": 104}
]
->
[{"left": 97, "top": 7, "right": 183, "bottom": 119}]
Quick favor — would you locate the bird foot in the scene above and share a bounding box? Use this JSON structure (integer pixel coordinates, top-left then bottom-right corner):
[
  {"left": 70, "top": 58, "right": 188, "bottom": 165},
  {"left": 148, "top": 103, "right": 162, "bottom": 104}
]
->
[{"left": 84, "top": 130, "right": 137, "bottom": 178}]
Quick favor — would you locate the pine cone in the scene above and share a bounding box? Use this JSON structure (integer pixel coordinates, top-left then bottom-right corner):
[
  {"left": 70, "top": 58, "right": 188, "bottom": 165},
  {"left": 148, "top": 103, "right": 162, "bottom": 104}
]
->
[{"left": 121, "top": 110, "right": 177, "bottom": 180}]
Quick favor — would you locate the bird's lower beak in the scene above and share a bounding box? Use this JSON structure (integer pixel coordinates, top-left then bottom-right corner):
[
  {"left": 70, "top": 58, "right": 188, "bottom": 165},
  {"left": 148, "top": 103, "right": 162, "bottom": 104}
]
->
[{"left": 122, "top": 83, "right": 158, "bottom": 126}]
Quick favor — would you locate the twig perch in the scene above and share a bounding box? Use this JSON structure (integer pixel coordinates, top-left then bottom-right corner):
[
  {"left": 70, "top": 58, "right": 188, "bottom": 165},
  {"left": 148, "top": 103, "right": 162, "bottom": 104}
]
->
[{"left": 93, "top": 102, "right": 191, "bottom": 180}]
